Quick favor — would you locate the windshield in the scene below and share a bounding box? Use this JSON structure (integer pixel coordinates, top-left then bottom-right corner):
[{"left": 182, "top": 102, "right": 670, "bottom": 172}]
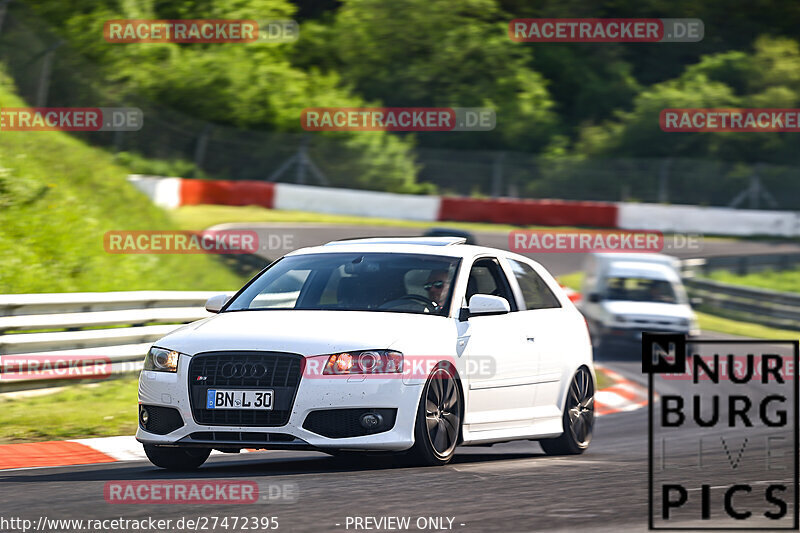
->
[
  {"left": 226, "top": 252, "right": 461, "bottom": 316},
  {"left": 604, "top": 277, "right": 679, "bottom": 304}
]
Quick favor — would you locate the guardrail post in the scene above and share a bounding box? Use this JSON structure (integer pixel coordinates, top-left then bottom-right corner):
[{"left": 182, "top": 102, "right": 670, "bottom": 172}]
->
[{"left": 737, "top": 256, "right": 748, "bottom": 276}]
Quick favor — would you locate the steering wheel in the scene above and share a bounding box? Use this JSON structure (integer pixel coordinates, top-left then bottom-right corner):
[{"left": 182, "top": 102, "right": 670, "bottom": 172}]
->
[{"left": 379, "top": 294, "right": 436, "bottom": 312}]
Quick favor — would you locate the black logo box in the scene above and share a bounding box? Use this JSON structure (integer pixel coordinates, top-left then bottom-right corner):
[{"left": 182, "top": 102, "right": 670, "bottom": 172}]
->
[{"left": 645, "top": 336, "right": 800, "bottom": 531}]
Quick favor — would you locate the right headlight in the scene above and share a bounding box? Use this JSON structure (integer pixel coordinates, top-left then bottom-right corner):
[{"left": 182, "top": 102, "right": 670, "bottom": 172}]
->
[
  {"left": 143, "top": 347, "right": 181, "bottom": 373},
  {"left": 323, "top": 350, "right": 403, "bottom": 375}
]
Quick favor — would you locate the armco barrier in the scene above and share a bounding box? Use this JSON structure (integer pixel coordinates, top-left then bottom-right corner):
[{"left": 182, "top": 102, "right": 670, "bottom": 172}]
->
[
  {"left": 438, "top": 197, "right": 618, "bottom": 227},
  {"left": 0, "top": 291, "right": 221, "bottom": 391},
  {"left": 180, "top": 179, "right": 275, "bottom": 208},
  {"left": 685, "top": 278, "right": 800, "bottom": 331}
]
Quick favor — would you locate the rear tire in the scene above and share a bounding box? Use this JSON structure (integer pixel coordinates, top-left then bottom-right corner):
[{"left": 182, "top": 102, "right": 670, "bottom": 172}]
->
[
  {"left": 406, "top": 363, "right": 462, "bottom": 466},
  {"left": 539, "top": 367, "right": 595, "bottom": 456},
  {"left": 143, "top": 445, "right": 211, "bottom": 470}
]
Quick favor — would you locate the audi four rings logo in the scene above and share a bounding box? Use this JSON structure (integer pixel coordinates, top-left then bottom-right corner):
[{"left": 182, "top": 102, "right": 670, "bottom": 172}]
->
[{"left": 219, "top": 362, "right": 268, "bottom": 378}]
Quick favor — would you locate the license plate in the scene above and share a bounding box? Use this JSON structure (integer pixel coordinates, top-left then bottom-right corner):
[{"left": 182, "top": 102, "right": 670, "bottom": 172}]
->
[{"left": 206, "top": 389, "right": 273, "bottom": 410}]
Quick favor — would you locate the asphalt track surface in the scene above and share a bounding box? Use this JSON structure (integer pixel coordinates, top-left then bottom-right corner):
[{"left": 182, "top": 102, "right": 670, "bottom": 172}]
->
[{"left": 3, "top": 224, "right": 800, "bottom": 532}]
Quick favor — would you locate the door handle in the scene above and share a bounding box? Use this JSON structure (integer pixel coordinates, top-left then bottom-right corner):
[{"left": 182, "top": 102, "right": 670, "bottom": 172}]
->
[{"left": 526, "top": 337, "right": 535, "bottom": 343}]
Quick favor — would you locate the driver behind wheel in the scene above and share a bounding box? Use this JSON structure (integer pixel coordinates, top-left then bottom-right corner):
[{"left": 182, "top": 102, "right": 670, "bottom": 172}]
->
[{"left": 424, "top": 269, "right": 450, "bottom": 310}]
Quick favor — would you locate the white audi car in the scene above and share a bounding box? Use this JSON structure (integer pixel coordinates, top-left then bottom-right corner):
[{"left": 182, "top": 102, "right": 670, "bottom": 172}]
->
[{"left": 136, "top": 237, "right": 595, "bottom": 469}]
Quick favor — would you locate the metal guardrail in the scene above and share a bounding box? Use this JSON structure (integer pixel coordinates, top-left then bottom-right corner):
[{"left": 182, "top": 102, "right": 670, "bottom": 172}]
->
[
  {"left": 0, "top": 291, "right": 222, "bottom": 391},
  {"left": 685, "top": 278, "right": 800, "bottom": 331},
  {"left": 680, "top": 256, "right": 800, "bottom": 332},
  {"left": 682, "top": 253, "right": 800, "bottom": 277}
]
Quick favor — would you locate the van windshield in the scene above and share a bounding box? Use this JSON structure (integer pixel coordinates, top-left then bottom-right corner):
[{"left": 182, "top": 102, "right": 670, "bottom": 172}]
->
[{"left": 604, "top": 277, "right": 678, "bottom": 304}]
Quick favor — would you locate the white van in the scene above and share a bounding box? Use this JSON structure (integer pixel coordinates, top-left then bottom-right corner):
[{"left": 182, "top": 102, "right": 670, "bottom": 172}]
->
[{"left": 579, "top": 253, "right": 700, "bottom": 355}]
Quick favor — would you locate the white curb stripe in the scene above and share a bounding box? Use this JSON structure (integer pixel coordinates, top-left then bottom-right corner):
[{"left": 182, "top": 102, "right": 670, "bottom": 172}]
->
[{"left": 69, "top": 435, "right": 258, "bottom": 463}]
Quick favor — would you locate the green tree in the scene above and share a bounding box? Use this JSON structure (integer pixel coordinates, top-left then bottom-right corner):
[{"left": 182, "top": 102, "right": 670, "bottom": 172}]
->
[{"left": 314, "top": 0, "right": 559, "bottom": 151}]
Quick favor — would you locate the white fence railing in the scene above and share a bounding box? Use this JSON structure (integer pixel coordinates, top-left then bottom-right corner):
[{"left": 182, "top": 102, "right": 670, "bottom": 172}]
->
[{"left": 0, "top": 291, "right": 223, "bottom": 390}]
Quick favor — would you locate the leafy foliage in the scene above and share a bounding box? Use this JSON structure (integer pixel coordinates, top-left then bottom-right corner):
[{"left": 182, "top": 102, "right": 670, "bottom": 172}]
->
[{"left": 14, "top": 0, "right": 800, "bottom": 196}]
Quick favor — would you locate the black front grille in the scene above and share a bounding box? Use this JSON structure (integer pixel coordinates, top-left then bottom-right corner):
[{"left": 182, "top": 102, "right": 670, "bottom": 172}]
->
[
  {"left": 303, "top": 408, "right": 397, "bottom": 438},
  {"left": 189, "top": 351, "right": 303, "bottom": 427},
  {"left": 188, "top": 431, "right": 296, "bottom": 443},
  {"left": 140, "top": 405, "right": 184, "bottom": 435}
]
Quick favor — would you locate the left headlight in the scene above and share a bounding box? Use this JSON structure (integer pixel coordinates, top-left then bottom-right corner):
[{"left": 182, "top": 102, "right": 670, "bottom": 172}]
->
[{"left": 144, "top": 347, "right": 182, "bottom": 373}]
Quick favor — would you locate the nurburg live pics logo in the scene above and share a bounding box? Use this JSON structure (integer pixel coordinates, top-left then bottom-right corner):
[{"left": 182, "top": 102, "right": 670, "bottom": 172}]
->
[{"left": 644, "top": 333, "right": 799, "bottom": 529}]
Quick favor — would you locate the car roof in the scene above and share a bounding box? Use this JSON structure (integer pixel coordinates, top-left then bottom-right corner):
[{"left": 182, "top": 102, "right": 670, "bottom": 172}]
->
[
  {"left": 606, "top": 261, "right": 680, "bottom": 281},
  {"left": 285, "top": 236, "right": 526, "bottom": 261},
  {"left": 590, "top": 252, "right": 679, "bottom": 267}
]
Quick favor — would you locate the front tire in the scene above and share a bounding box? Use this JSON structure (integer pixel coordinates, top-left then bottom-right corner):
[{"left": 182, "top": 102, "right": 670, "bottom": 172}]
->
[
  {"left": 143, "top": 445, "right": 211, "bottom": 470},
  {"left": 407, "top": 364, "right": 462, "bottom": 466},
  {"left": 539, "top": 367, "right": 595, "bottom": 455}
]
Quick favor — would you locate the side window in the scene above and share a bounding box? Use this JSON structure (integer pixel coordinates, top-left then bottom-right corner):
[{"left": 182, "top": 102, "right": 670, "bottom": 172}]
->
[
  {"left": 507, "top": 259, "right": 561, "bottom": 310},
  {"left": 466, "top": 258, "right": 518, "bottom": 311}
]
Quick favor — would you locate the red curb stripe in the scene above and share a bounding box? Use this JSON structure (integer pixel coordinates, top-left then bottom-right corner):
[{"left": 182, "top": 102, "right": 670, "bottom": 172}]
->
[
  {"left": 595, "top": 364, "right": 650, "bottom": 416},
  {"left": 0, "top": 441, "right": 117, "bottom": 470},
  {"left": 602, "top": 384, "right": 646, "bottom": 402}
]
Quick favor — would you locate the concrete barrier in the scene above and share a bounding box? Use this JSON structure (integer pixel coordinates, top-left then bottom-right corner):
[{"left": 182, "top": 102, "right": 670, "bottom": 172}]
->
[
  {"left": 438, "top": 197, "right": 618, "bottom": 227},
  {"left": 180, "top": 179, "right": 275, "bottom": 208},
  {"left": 128, "top": 175, "right": 181, "bottom": 209},
  {"left": 273, "top": 183, "right": 441, "bottom": 221},
  {"left": 129, "top": 176, "right": 800, "bottom": 237},
  {"left": 618, "top": 203, "right": 800, "bottom": 237}
]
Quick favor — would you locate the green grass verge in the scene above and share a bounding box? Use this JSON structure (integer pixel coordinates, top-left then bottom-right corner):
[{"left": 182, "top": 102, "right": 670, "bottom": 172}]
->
[
  {"left": 695, "top": 311, "right": 799, "bottom": 340},
  {"left": 704, "top": 268, "right": 800, "bottom": 294},
  {"left": 0, "top": 375, "right": 139, "bottom": 443},
  {"left": 556, "top": 271, "right": 584, "bottom": 292},
  {"left": 0, "top": 72, "right": 244, "bottom": 293},
  {"left": 595, "top": 368, "right": 614, "bottom": 390}
]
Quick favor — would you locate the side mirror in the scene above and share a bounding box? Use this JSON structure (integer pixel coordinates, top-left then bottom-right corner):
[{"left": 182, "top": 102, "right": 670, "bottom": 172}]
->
[
  {"left": 462, "top": 294, "right": 511, "bottom": 320},
  {"left": 588, "top": 293, "right": 601, "bottom": 303},
  {"left": 690, "top": 296, "right": 703, "bottom": 307},
  {"left": 205, "top": 294, "right": 230, "bottom": 314}
]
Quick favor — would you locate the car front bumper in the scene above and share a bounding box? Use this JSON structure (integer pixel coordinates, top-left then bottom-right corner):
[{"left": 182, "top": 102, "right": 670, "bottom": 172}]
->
[{"left": 135, "top": 356, "right": 423, "bottom": 452}]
